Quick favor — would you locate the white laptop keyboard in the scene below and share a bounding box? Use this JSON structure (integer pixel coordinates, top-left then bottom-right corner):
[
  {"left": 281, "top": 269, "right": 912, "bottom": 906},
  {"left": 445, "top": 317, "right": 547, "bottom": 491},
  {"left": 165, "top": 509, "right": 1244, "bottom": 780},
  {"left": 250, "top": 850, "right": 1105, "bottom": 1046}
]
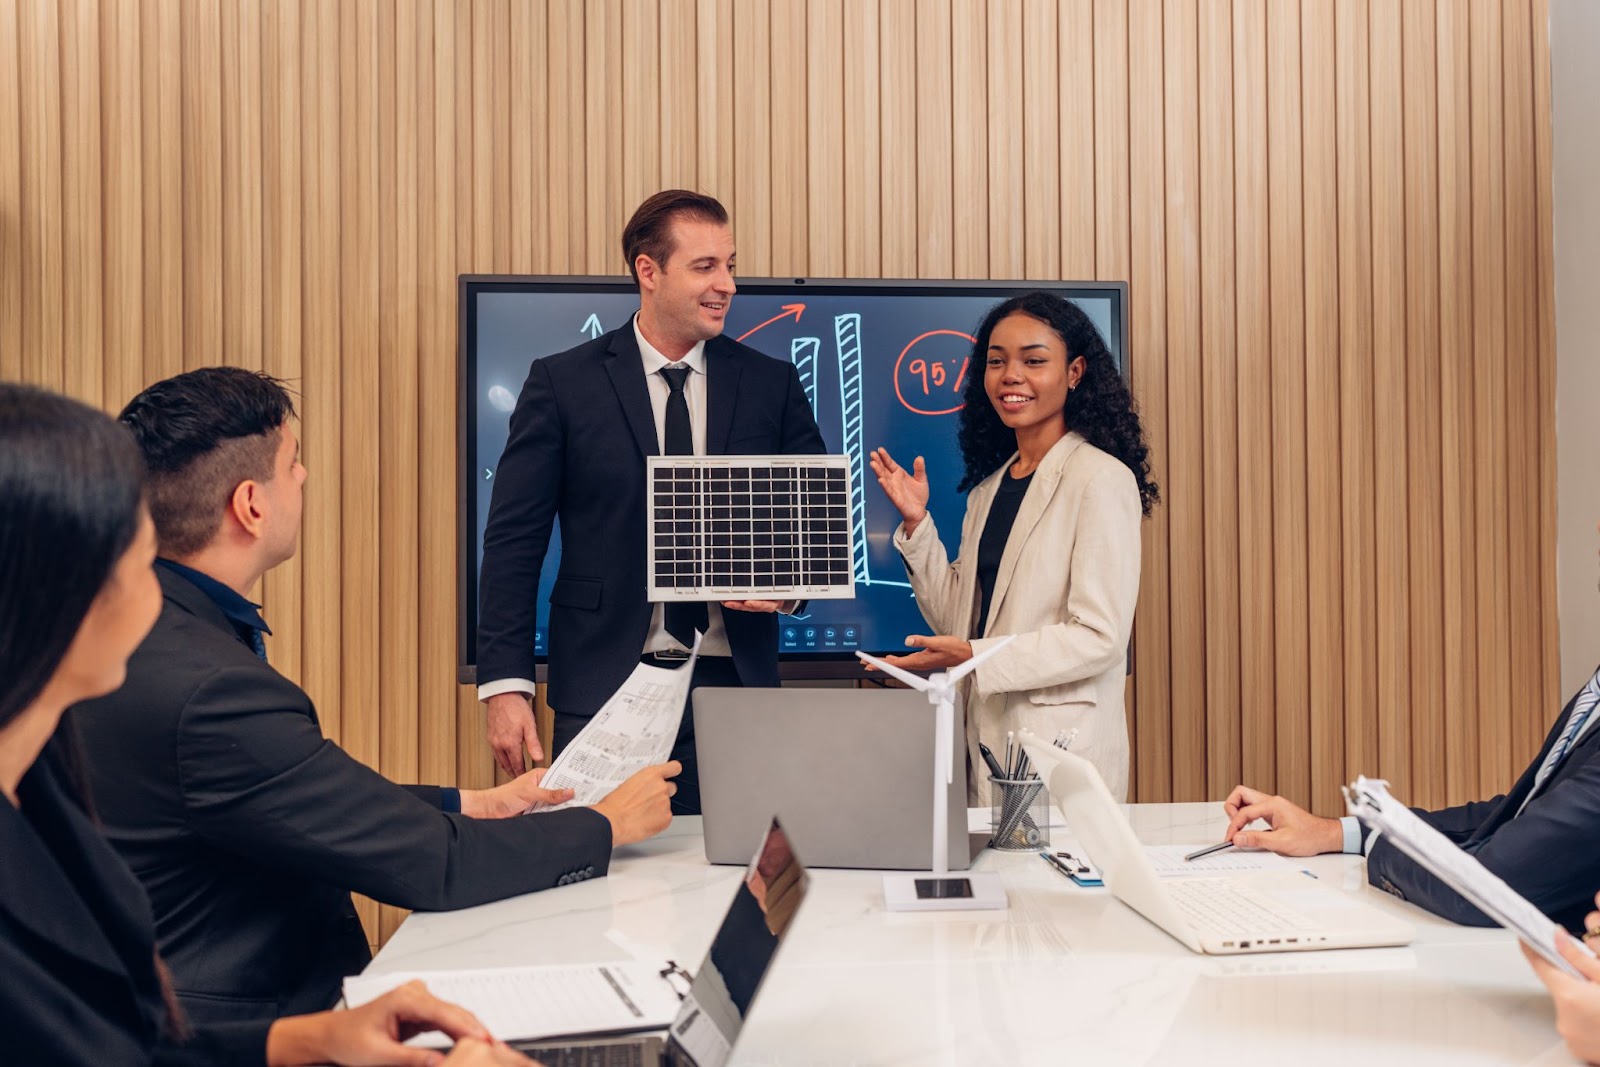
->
[{"left": 1166, "top": 877, "right": 1320, "bottom": 940}]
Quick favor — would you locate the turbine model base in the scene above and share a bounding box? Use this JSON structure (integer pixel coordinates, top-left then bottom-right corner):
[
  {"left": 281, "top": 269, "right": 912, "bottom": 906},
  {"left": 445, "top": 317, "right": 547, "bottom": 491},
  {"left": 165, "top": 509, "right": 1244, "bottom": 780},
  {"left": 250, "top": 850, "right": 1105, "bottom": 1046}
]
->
[{"left": 882, "top": 871, "right": 1008, "bottom": 912}]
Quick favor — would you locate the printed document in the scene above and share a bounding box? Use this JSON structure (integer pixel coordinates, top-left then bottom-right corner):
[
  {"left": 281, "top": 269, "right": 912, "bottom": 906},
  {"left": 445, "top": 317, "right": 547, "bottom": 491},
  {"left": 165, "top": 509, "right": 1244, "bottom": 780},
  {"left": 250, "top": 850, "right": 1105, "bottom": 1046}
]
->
[
  {"left": 344, "top": 962, "right": 681, "bottom": 1047},
  {"left": 1043, "top": 838, "right": 1295, "bottom": 879},
  {"left": 1344, "top": 775, "right": 1596, "bottom": 976},
  {"left": 530, "top": 636, "right": 700, "bottom": 812},
  {"left": 1143, "top": 845, "right": 1297, "bottom": 877}
]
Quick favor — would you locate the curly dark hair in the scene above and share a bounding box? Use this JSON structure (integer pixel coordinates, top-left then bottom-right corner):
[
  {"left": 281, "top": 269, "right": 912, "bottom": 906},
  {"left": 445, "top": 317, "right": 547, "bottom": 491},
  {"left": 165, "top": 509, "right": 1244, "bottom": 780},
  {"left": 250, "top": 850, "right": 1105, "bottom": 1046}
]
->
[{"left": 955, "top": 291, "right": 1159, "bottom": 515}]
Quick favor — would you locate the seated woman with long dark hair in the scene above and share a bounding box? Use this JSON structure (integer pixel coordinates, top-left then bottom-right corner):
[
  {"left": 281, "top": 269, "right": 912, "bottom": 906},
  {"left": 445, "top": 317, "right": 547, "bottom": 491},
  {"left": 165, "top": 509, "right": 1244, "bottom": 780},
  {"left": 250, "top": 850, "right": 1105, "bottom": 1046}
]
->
[
  {"left": 870, "top": 291, "right": 1159, "bottom": 803},
  {"left": 0, "top": 383, "right": 528, "bottom": 1066}
]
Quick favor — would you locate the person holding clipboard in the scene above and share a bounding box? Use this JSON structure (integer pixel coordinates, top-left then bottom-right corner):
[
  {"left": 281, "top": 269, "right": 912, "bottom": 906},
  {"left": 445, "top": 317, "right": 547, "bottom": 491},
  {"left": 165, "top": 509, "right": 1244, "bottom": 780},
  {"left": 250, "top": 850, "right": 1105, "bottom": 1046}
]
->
[
  {"left": 1525, "top": 888, "right": 1600, "bottom": 1065},
  {"left": 869, "top": 291, "right": 1159, "bottom": 804}
]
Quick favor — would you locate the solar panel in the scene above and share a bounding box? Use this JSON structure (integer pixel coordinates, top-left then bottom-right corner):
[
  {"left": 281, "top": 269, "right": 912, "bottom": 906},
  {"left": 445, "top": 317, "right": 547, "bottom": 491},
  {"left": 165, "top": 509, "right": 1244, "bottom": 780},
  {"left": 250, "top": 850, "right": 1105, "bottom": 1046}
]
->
[{"left": 646, "top": 454, "right": 857, "bottom": 602}]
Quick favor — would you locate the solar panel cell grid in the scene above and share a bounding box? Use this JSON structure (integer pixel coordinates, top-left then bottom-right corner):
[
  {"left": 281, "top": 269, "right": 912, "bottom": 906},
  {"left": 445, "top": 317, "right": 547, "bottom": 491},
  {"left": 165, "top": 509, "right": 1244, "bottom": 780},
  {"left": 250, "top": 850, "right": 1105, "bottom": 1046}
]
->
[{"left": 646, "top": 454, "right": 857, "bottom": 602}]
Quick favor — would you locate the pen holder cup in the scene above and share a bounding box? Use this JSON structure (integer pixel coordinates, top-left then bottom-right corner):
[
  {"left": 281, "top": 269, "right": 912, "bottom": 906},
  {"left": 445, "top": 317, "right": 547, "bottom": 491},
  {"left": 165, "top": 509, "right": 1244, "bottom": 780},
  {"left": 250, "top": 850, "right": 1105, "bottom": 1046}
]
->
[{"left": 988, "top": 776, "right": 1050, "bottom": 852}]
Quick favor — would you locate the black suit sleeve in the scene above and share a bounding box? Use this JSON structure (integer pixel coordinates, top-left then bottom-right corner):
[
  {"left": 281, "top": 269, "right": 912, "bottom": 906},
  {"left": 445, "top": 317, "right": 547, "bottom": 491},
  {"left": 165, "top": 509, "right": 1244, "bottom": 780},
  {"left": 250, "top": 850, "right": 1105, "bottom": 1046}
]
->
[
  {"left": 478, "top": 357, "right": 566, "bottom": 686},
  {"left": 403, "top": 784, "right": 446, "bottom": 808},
  {"left": 174, "top": 664, "right": 610, "bottom": 911},
  {"left": 156, "top": 1021, "right": 272, "bottom": 1067},
  {"left": 1365, "top": 762, "right": 1600, "bottom": 929},
  {"left": 1413, "top": 796, "right": 1509, "bottom": 842}
]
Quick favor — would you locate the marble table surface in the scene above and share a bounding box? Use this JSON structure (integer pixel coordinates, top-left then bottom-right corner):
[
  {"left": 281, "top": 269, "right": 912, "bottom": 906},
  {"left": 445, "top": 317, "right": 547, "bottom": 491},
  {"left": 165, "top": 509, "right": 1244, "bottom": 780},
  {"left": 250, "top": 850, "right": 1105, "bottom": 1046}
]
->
[{"left": 366, "top": 803, "right": 1577, "bottom": 1066}]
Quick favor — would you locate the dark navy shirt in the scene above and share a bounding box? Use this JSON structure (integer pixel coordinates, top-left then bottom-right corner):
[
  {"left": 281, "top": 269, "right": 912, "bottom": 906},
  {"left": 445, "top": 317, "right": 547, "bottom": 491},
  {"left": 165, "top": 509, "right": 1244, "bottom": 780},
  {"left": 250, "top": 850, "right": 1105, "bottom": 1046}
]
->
[{"left": 155, "top": 559, "right": 271, "bottom": 657}]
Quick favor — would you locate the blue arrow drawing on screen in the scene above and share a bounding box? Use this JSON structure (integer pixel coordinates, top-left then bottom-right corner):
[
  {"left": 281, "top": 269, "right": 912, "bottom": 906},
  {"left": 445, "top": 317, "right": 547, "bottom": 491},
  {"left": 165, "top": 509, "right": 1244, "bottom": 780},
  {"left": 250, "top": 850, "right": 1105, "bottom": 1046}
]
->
[{"left": 581, "top": 313, "right": 603, "bottom": 339}]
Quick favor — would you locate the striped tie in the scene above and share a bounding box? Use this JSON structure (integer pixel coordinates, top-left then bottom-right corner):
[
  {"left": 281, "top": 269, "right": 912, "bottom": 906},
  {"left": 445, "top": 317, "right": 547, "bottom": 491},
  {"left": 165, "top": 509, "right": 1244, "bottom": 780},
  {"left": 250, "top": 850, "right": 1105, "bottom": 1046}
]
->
[{"left": 1517, "top": 666, "right": 1600, "bottom": 815}]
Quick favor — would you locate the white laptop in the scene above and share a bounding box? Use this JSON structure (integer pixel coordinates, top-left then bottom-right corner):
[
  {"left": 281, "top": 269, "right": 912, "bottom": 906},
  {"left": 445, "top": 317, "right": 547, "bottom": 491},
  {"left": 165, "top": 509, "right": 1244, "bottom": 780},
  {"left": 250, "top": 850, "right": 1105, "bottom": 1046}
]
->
[{"left": 1019, "top": 731, "right": 1415, "bottom": 955}]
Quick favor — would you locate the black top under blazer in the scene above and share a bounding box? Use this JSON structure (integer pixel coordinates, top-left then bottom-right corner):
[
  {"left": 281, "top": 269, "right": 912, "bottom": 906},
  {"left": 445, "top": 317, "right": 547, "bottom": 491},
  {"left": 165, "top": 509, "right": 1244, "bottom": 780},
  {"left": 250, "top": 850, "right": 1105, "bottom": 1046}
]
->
[
  {"left": 477, "top": 323, "right": 827, "bottom": 716},
  {"left": 0, "top": 736, "right": 270, "bottom": 1065},
  {"left": 74, "top": 567, "right": 613, "bottom": 1024},
  {"left": 1365, "top": 667, "right": 1600, "bottom": 931}
]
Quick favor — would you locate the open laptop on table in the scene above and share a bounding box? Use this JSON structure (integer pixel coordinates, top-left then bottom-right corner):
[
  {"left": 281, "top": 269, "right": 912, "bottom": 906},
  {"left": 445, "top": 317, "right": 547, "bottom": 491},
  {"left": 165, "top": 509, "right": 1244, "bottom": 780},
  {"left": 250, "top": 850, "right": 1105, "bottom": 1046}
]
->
[
  {"left": 694, "top": 687, "right": 970, "bottom": 870},
  {"left": 1019, "top": 730, "right": 1414, "bottom": 955},
  {"left": 516, "top": 818, "right": 808, "bottom": 1067}
]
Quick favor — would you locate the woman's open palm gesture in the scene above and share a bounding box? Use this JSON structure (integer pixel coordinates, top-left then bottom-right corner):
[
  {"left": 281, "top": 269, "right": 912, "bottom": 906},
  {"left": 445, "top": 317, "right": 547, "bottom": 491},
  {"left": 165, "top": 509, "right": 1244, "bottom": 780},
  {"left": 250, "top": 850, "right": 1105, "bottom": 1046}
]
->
[{"left": 868, "top": 447, "right": 930, "bottom": 531}]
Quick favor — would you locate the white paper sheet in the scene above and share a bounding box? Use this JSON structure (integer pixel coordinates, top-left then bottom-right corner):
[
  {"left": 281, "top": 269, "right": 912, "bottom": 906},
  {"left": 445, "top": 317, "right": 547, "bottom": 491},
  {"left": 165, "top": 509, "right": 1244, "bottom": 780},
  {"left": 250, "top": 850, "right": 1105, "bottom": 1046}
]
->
[
  {"left": 342, "top": 962, "right": 681, "bottom": 1047},
  {"left": 1142, "top": 844, "right": 1297, "bottom": 877},
  {"left": 1344, "top": 775, "right": 1596, "bottom": 977},
  {"left": 531, "top": 636, "right": 700, "bottom": 812}
]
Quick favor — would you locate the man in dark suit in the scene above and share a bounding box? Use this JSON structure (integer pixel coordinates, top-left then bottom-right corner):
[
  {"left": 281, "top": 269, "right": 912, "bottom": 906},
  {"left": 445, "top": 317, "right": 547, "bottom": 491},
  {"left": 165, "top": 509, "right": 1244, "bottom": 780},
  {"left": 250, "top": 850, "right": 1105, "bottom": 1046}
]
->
[
  {"left": 477, "top": 190, "right": 826, "bottom": 813},
  {"left": 75, "top": 367, "right": 680, "bottom": 1025},
  {"left": 1220, "top": 665, "right": 1600, "bottom": 931}
]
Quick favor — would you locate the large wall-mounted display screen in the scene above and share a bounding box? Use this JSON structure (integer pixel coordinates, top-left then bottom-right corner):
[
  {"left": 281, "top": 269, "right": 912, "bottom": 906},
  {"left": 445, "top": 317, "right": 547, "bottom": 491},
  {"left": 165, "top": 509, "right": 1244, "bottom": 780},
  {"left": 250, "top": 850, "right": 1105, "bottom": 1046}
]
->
[{"left": 459, "top": 277, "right": 1126, "bottom": 681}]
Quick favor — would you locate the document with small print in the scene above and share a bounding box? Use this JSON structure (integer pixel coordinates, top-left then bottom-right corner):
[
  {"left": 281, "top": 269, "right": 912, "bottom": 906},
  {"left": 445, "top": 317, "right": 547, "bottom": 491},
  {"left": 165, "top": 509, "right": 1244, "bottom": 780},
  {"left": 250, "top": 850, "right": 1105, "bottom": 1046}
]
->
[
  {"left": 1143, "top": 845, "right": 1297, "bottom": 877},
  {"left": 343, "top": 962, "right": 681, "bottom": 1047},
  {"left": 529, "top": 635, "right": 700, "bottom": 811}
]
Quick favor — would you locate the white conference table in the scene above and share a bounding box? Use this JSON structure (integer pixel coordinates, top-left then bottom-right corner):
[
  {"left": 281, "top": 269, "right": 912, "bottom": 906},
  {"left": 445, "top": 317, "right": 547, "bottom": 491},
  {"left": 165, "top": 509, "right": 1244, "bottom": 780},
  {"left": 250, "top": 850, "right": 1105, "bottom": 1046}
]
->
[{"left": 364, "top": 804, "right": 1577, "bottom": 1066}]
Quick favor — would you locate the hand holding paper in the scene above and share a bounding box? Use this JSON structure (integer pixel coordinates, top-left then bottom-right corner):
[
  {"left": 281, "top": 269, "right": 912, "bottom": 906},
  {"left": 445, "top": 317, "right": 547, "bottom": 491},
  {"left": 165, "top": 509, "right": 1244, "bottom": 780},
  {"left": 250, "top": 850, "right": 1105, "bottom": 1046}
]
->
[
  {"left": 1521, "top": 902, "right": 1600, "bottom": 1066},
  {"left": 529, "top": 636, "right": 701, "bottom": 813}
]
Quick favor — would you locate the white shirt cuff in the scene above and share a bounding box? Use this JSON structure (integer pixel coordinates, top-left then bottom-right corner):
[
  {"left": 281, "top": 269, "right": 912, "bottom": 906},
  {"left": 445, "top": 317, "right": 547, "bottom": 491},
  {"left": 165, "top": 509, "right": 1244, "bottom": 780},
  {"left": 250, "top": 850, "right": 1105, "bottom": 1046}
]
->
[
  {"left": 478, "top": 677, "right": 536, "bottom": 702},
  {"left": 1339, "top": 816, "right": 1382, "bottom": 856},
  {"left": 1340, "top": 816, "right": 1362, "bottom": 855}
]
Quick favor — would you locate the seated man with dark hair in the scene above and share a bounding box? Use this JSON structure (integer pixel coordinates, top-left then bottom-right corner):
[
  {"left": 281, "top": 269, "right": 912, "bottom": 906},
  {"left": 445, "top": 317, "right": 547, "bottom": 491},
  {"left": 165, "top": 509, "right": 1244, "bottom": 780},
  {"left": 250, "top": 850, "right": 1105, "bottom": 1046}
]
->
[
  {"left": 1222, "top": 659, "right": 1600, "bottom": 932},
  {"left": 76, "top": 366, "right": 679, "bottom": 1026}
]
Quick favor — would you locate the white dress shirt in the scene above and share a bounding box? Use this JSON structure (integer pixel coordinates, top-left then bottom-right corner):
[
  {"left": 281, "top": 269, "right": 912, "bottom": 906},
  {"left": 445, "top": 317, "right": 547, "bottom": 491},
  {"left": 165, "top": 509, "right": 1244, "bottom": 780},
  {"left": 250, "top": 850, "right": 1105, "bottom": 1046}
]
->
[{"left": 633, "top": 317, "right": 734, "bottom": 658}]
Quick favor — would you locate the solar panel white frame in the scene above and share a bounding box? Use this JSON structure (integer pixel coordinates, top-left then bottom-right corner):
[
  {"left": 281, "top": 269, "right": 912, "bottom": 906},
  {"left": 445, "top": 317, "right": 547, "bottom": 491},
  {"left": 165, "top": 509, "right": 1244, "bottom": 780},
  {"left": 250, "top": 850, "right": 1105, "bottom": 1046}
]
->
[{"left": 646, "top": 454, "right": 857, "bottom": 602}]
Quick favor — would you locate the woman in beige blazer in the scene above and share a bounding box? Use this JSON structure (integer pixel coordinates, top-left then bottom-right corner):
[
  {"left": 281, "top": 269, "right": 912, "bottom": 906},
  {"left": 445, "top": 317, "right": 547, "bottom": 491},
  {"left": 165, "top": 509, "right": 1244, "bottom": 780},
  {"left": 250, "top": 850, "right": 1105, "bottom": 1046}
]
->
[{"left": 869, "top": 292, "right": 1159, "bottom": 804}]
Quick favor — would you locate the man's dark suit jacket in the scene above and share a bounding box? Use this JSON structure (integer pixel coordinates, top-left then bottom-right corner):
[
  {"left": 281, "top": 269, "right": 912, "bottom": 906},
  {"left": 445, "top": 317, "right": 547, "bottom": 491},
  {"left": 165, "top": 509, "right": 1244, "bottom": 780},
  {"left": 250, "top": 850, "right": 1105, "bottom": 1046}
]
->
[
  {"left": 1366, "top": 668, "right": 1600, "bottom": 931},
  {"left": 1, "top": 735, "right": 270, "bottom": 1066},
  {"left": 74, "top": 567, "right": 613, "bottom": 1024},
  {"left": 477, "top": 323, "right": 827, "bottom": 716}
]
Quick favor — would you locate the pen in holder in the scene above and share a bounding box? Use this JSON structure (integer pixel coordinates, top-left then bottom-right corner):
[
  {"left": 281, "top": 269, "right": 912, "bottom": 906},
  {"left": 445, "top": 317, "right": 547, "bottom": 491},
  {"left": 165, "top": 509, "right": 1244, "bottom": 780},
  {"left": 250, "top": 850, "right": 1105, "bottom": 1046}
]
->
[{"left": 988, "top": 774, "right": 1049, "bottom": 852}]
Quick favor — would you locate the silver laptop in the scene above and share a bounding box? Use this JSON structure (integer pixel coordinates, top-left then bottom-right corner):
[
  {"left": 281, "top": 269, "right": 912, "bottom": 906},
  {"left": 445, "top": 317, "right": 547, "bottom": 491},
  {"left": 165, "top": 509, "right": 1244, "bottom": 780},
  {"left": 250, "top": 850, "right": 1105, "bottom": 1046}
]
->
[
  {"left": 1020, "top": 733, "right": 1415, "bottom": 955},
  {"left": 516, "top": 818, "right": 808, "bottom": 1067},
  {"left": 694, "top": 687, "right": 970, "bottom": 870}
]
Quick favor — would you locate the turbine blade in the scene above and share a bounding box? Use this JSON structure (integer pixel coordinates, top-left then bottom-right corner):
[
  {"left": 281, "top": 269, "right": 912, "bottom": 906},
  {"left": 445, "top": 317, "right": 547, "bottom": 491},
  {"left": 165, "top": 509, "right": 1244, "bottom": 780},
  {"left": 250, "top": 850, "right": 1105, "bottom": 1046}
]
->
[{"left": 854, "top": 650, "right": 932, "bottom": 691}]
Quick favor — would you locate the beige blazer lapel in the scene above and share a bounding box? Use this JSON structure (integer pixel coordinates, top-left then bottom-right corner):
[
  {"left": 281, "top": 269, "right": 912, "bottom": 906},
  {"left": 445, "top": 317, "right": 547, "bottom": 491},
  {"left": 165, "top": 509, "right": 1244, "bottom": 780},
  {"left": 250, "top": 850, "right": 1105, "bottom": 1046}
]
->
[{"left": 983, "top": 433, "right": 1086, "bottom": 637}]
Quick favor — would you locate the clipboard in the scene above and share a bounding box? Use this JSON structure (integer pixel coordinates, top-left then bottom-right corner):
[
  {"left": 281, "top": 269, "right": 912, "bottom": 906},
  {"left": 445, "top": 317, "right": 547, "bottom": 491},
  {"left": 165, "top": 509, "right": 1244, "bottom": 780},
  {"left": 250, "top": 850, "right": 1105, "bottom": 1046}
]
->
[{"left": 1343, "top": 776, "right": 1596, "bottom": 978}]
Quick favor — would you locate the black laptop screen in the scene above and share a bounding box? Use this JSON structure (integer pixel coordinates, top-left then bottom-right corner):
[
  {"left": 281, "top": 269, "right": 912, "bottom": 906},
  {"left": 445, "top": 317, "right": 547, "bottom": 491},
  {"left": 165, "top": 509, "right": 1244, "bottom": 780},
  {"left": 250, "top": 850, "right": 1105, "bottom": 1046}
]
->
[{"left": 667, "top": 819, "right": 807, "bottom": 1067}]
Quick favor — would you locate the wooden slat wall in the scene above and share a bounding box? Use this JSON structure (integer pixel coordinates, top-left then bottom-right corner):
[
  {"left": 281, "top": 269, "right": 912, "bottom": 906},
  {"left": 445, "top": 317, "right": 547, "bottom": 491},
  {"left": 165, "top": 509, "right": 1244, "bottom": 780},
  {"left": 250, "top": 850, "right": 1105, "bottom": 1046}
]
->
[{"left": 0, "top": 0, "right": 1560, "bottom": 944}]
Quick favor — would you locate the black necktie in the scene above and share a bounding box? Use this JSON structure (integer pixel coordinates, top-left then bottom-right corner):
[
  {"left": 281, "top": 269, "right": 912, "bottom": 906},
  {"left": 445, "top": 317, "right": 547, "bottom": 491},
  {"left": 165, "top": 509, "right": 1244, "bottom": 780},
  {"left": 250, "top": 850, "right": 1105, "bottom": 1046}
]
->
[{"left": 660, "top": 365, "right": 707, "bottom": 647}]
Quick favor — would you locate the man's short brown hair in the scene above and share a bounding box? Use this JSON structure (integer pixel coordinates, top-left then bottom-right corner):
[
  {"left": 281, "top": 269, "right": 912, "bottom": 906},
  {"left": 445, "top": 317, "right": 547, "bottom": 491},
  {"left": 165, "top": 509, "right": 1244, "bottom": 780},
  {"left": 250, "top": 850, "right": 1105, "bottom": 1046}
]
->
[
  {"left": 621, "top": 190, "right": 730, "bottom": 286},
  {"left": 118, "top": 368, "right": 297, "bottom": 557}
]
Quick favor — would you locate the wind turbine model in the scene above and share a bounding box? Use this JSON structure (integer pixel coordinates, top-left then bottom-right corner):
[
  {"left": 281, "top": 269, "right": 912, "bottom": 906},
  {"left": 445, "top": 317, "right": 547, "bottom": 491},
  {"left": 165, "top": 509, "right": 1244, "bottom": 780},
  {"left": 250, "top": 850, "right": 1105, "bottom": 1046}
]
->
[{"left": 856, "top": 636, "right": 1014, "bottom": 912}]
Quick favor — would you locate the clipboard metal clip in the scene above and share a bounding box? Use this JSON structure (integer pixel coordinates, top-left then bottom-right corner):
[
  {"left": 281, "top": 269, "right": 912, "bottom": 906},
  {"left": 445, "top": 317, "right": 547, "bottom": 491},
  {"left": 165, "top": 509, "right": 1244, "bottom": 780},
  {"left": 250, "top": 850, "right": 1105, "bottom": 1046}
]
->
[
  {"left": 659, "top": 959, "right": 693, "bottom": 1000},
  {"left": 1341, "top": 777, "right": 1392, "bottom": 819}
]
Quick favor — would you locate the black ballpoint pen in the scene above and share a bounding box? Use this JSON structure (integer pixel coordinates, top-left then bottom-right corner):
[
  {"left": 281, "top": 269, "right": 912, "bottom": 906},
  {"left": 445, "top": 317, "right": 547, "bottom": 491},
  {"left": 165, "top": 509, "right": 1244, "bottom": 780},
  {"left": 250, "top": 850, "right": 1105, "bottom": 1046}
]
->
[
  {"left": 977, "top": 742, "right": 1008, "bottom": 781},
  {"left": 1183, "top": 840, "right": 1236, "bottom": 862}
]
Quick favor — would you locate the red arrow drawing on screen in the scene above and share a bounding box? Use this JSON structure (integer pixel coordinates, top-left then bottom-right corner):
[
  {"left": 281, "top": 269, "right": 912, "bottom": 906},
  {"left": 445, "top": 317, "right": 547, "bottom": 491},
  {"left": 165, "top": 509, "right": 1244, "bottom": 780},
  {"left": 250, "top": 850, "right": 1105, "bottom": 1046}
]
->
[{"left": 735, "top": 303, "right": 806, "bottom": 342}]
